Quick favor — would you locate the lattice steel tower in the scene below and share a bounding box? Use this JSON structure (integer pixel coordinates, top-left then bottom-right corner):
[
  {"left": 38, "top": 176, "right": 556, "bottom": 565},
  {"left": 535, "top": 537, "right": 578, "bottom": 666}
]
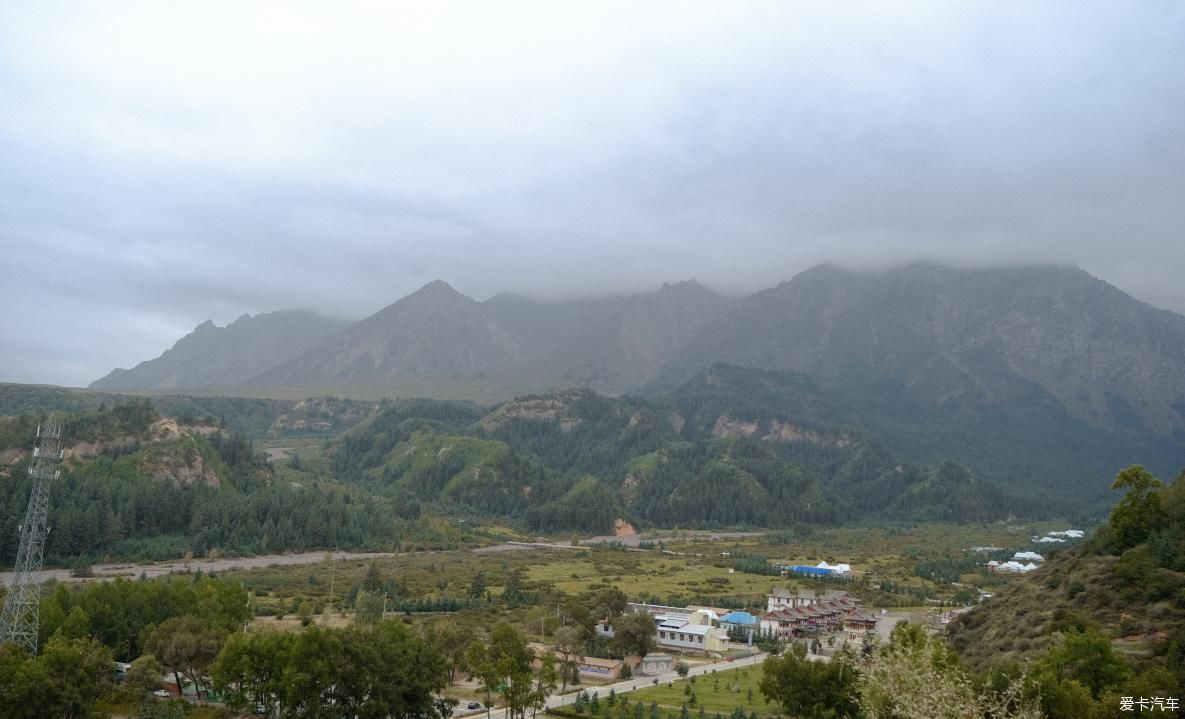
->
[{"left": 0, "top": 419, "right": 64, "bottom": 654}]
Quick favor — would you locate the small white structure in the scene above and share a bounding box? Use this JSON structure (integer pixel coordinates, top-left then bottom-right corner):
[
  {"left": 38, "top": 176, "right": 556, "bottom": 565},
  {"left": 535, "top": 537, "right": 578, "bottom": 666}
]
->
[
  {"left": 639, "top": 654, "right": 674, "bottom": 676},
  {"left": 994, "top": 561, "right": 1039, "bottom": 573},
  {"left": 817, "top": 561, "right": 851, "bottom": 575},
  {"left": 1013, "top": 551, "right": 1044, "bottom": 562}
]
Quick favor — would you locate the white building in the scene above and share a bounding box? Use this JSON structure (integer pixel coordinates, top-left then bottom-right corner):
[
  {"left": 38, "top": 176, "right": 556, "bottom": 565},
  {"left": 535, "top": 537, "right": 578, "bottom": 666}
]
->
[
  {"left": 767, "top": 587, "right": 853, "bottom": 612},
  {"left": 653, "top": 613, "right": 730, "bottom": 653}
]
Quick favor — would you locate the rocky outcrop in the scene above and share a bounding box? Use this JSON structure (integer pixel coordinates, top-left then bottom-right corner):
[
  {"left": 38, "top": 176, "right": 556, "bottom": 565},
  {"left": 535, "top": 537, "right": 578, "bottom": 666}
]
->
[
  {"left": 480, "top": 389, "right": 590, "bottom": 432},
  {"left": 764, "top": 420, "right": 852, "bottom": 447},
  {"left": 711, "top": 415, "right": 759, "bottom": 438}
]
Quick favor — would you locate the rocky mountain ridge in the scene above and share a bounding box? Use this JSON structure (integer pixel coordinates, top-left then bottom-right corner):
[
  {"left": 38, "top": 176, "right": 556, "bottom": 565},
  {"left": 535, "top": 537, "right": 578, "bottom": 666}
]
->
[
  {"left": 91, "top": 309, "right": 347, "bottom": 390},
  {"left": 89, "top": 264, "right": 1185, "bottom": 463}
]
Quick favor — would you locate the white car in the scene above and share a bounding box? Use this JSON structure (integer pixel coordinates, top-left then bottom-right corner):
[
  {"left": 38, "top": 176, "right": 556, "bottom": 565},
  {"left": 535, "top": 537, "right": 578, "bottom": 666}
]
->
[{"left": 153, "top": 690, "right": 171, "bottom": 698}]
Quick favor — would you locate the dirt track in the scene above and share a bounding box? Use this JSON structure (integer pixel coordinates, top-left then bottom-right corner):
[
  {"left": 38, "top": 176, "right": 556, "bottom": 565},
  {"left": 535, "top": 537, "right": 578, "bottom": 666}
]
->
[{"left": 0, "top": 550, "right": 404, "bottom": 586}]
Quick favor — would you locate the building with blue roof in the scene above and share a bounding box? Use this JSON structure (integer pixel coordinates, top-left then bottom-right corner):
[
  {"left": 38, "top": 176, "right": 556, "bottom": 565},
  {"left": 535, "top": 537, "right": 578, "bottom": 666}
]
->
[{"left": 718, "top": 610, "right": 759, "bottom": 640}]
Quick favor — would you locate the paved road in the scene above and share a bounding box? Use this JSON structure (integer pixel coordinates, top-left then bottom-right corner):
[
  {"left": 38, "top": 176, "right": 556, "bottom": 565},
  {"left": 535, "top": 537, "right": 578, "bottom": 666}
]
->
[{"left": 462, "top": 653, "right": 778, "bottom": 719}]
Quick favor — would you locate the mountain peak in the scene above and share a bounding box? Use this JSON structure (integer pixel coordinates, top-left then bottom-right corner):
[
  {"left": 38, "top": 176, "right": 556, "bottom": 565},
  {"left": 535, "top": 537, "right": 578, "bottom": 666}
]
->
[
  {"left": 412, "top": 279, "right": 462, "bottom": 297},
  {"left": 89, "top": 311, "right": 348, "bottom": 389},
  {"left": 658, "top": 278, "right": 714, "bottom": 296}
]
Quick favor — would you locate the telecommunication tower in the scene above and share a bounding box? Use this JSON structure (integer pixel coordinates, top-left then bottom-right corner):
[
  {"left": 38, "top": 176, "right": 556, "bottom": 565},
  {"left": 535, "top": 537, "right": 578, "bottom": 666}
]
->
[{"left": 0, "top": 419, "right": 64, "bottom": 654}]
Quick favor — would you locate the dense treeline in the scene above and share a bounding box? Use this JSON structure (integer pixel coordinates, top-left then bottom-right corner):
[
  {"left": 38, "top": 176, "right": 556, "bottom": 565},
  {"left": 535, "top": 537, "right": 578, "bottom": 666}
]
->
[
  {"left": 0, "top": 403, "right": 465, "bottom": 566},
  {"left": 37, "top": 575, "right": 252, "bottom": 660},
  {"left": 321, "top": 377, "right": 1037, "bottom": 533},
  {"left": 1, "top": 574, "right": 253, "bottom": 716},
  {"left": 213, "top": 620, "right": 455, "bottom": 718},
  {"left": 3, "top": 370, "right": 1044, "bottom": 545}
]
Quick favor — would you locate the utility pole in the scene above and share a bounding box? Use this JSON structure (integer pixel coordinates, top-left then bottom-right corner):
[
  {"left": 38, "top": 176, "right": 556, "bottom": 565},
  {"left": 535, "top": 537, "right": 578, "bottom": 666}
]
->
[
  {"left": 324, "top": 551, "right": 336, "bottom": 624},
  {"left": 0, "top": 419, "right": 65, "bottom": 655}
]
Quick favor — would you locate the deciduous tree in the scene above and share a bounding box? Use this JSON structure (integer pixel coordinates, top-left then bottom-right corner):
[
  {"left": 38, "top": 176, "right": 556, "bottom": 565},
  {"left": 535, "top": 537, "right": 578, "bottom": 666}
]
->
[
  {"left": 612, "top": 610, "right": 655, "bottom": 658},
  {"left": 760, "top": 643, "right": 860, "bottom": 719},
  {"left": 145, "top": 616, "right": 227, "bottom": 699}
]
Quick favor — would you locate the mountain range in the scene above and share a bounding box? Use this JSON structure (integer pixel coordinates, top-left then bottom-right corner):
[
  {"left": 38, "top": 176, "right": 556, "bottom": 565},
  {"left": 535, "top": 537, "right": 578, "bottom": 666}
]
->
[
  {"left": 92, "top": 264, "right": 1185, "bottom": 437},
  {"left": 86, "top": 263, "right": 1185, "bottom": 505},
  {"left": 91, "top": 310, "right": 348, "bottom": 390}
]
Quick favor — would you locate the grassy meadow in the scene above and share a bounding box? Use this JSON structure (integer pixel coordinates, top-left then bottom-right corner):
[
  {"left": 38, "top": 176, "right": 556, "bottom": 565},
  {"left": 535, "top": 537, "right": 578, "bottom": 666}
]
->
[
  {"left": 208, "top": 521, "right": 1046, "bottom": 630},
  {"left": 599, "top": 667, "right": 773, "bottom": 719}
]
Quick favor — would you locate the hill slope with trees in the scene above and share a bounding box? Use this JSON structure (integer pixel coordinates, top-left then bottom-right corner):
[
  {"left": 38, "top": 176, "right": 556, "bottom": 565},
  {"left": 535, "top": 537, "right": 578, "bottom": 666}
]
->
[{"left": 947, "top": 465, "right": 1185, "bottom": 716}]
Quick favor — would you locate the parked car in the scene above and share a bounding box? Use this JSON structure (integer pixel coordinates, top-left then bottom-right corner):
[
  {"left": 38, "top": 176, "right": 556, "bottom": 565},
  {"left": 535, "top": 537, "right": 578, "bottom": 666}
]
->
[
  {"left": 467, "top": 703, "right": 482, "bottom": 710},
  {"left": 153, "top": 690, "right": 171, "bottom": 698}
]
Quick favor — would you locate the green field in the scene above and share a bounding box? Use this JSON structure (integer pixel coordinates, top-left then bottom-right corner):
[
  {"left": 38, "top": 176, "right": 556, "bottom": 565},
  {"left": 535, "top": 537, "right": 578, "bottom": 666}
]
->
[
  {"left": 205, "top": 521, "right": 1045, "bottom": 645},
  {"left": 576, "top": 667, "right": 774, "bottom": 719}
]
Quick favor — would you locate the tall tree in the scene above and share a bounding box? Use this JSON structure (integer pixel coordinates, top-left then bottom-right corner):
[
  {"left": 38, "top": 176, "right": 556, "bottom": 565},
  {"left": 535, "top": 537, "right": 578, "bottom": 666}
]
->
[
  {"left": 469, "top": 571, "right": 488, "bottom": 600},
  {"left": 612, "top": 611, "right": 656, "bottom": 658},
  {"left": 212, "top": 630, "right": 293, "bottom": 715},
  {"left": 0, "top": 636, "right": 114, "bottom": 719},
  {"left": 760, "top": 643, "right": 860, "bottom": 719},
  {"left": 595, "top": 587, "right": 628, "bottom": 621},
  {"left": 145, "top": 616, "right": 227, "bottom": 699},
  {"left": 467, "top": 624, "right": 537, "bottom": 719},
  {"left": 1037, "top": 628, "right": 1130, "bottom": 699},
  {"left": 432, "top": 620, "right": 473, "bottom": 683},
  {"left": 553, "top": 625, "right": 585, "bottom": 691},
  {"left": 1108, "top": 465, "right": 1166, "bottom": 551},
  {"left": 354, "top": 590, "right": 386, "bottom": 628},
  {"left": 362, "top": 560, "right": 383, "bottom": 593},
  {"left": 531, "top": 653, "right": 558, "bottom": 719},
  {"left": 124, "top": 654, "right": 166, "bottom": 696}
]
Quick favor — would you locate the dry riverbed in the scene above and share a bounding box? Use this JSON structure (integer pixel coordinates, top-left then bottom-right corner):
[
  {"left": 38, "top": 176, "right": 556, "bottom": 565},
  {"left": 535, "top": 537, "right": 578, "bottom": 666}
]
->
[{"left": 0, "top": 550, "right": 405, "bottom": 585}]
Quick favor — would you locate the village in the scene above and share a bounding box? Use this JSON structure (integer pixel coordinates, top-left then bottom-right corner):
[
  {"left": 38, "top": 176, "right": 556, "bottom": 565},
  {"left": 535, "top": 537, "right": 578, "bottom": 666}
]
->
[{"left": 555, "top": 586, "right": 885, "bottom": 684}]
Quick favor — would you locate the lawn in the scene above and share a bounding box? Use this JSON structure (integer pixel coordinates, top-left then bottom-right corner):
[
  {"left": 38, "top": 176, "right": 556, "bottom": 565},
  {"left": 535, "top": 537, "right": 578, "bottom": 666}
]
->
[{"left": 599, "top": 666, "right": 774, "bottom": 719}]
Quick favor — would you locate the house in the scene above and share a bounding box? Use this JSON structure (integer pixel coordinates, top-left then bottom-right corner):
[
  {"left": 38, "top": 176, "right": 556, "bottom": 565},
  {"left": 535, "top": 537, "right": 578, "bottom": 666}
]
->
[
  {"left": 760, "top": 598, "right": 854, "bottom": 638},
  {"left": 761, "top": 589, "right": 859, "bottom": 638},
  {"left": 767, "top": 587, "right": 853, "bottom": 612},
  {"left": 639, "top": 654, "right": 674, "bottom": 675},
  {"left": 653, "top": 612, "right": 730, "bottom": 653},
  {"left": 1012, "top": 551, "right": 1044, "bottom": 562},
  {"left": 576, "top": 656, "right": 624, "bottom": 679},
  {"left": 842, "top": 609, "right": 878, "bottom": 642}
]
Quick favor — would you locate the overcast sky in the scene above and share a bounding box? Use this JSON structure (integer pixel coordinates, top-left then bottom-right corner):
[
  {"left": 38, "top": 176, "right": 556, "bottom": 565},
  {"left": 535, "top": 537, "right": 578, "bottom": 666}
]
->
[{"left": 2, "top": 2, "right": 1184, "bottom": 387}]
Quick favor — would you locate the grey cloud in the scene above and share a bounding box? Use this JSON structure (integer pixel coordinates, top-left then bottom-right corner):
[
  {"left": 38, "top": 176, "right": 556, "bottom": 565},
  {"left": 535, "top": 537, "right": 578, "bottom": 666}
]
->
[{"left": 2, "top": 2, "right": 1184, "bottom": 385}]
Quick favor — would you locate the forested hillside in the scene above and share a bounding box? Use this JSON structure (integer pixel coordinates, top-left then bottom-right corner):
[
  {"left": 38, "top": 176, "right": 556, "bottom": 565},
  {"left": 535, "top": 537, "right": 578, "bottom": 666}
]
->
[
  {"left": 327, "top": 371, "right": 1040, "bottom": 533},
  {"left": 0, "top": 358, "right": 1147, "bottom": 565},
  {"left": 947, "top": 465, "right": 1185, "bottom": 717},
  {"left": 0, "top": 402, "right": 469, "bottom": 565},
  {"left": 76, "top": 264, "right": 1185, "bottom": 512}
]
